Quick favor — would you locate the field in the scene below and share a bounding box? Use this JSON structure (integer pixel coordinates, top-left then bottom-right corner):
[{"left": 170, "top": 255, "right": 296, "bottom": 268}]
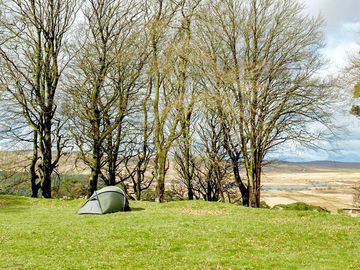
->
[
  {"left": 1, "top": 152, "right": 360, "bottom": 212},
  {"left": 1, "top": 195, "right": 359, "bottom": 269},
  {"left": 262, "top": 162, "right": 360, "bottom": 212}
]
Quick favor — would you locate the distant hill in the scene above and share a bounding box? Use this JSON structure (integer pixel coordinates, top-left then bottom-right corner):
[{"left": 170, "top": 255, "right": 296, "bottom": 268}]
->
[
  {"left": 1, "top": 150, "right": 360, "bottom": 173},
  {"left": 264, "top": 160, "right": 360, "bottom": 173},
  {"left": 294, "top": 161, "right": 360, "bottom": 169}
]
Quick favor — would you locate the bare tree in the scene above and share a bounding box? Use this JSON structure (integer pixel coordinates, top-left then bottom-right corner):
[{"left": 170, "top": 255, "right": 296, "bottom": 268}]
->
[
  {"left": 65, "top": 0, "right": 145, "bottom": 197},
  {"left": 102, "top": 4, "right": 147, "bottom": 187},
  {"left": 348, "top": 50, "right": 360, "bottom": 116},
  {"left": 193, "top": 106, "right": 230, "bottom": 201},
  {"left": 0, "top": 0, "right": 77, "bottom": 198},
  {"left": 173, "top": 0, "right": 201, "bottom": 200},
  {"left": 126, "top": 82, "right": 155, "bottom": 200},
  {"left": 198, "top": 0, "right": 332, "bottom": 207},
  {"left": 145, "top": 0, "right": 189, "bottom": 202},
  {"left": 195, "top": 0, "right": 249, "bottom": 204},
  {"left": 347, "top": 43, "right": 360, "bottom": 204}
]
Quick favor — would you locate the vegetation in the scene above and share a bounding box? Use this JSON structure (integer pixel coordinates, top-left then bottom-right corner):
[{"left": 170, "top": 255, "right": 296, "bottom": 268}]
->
[
  {"left": 0, "top": 171, "right": 88, "bottom": 199},
  {"left": 351, "top": 82, "right": 360, "bottom": 116},
  {"left": 272, "top": 202, "right": 330, "bottom": 213},
  {"left": 0, "top": 195, "right": 359, "bottom": 269},
  {"left": 354, "top": 83, "right": 360, "bottom": 98},
  {"left": 0, "top": 0, "right": 335, "bottom": 206},
  {"left": 349, "top": 43, "right": 360, "bottom": 116},
  {"left": 351, "top": 105, "right": 360, "bottom": 116},
  {"left": 0, "top": 0, "right": 77, "bottom": 198},
  {"left": 198, "top": 0, "right": 332, "bottom": 207}
]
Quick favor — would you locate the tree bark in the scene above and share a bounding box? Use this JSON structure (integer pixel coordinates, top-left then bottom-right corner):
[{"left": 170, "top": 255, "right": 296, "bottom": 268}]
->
[
  {"left": 41, "top": 120, "right": 53, "bottom": 198},
  {"left": 246, "top": 160, "right": 256, "bottom": 208},
  {"left": 182, "top": 122, "right": 194, "bottom": 200},
  {"left": 135, "top": 168, "right": 142, "bottom": 200},
  {"left": 88, "top": 142, "right": 101, "bottom": 197},
  {"left": 30, "top": 130, "right": 40, "bottom": 198},
  {"left": 232, "top": 163, "right": 249, "bottom": 206},
  {"left": 155, "top": 151, "right": 167, "bottom": 202},
  {"left": 254, "top": 161, "right": 262, "bottom": 208}
]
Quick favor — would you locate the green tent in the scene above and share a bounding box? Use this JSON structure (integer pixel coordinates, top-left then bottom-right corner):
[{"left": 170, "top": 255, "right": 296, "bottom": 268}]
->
[{"left": 78, "top": 186, "right": 130, "bottom": 214}]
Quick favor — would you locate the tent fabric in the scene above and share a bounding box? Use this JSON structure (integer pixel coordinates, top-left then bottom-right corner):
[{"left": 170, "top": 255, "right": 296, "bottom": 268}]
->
[{"left": 78, "top": 186, "right": 130, "bottom": 215}]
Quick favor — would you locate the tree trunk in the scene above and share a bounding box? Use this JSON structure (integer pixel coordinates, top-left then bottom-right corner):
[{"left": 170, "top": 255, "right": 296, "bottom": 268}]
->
[
  {"left": 89, "top": 169, "right": 99, "bottom": 198},
  {"left": 106, "top": 115, "right": 123, "bottom": 186},
  {"left": 106, "top": 128, "right": 116, "bottom": 186},
  {"left": 135, "top": 170, "right": 142, "bottom": 200},
  {"left": 254, "top": 162, "right": 262, "bottom": 208},
  {"left": 41, "top": 121, "right": 53, "bottom": 198},
  {"left": 183, "top": 128, "right": 194, "bottom": 200},
  {"left": 247, "top": 164, "right": 256, "bottom": 208},
  {"left": 88, "top": 143, "right": 101, "bottom": 197},
  {"left": 155, "top": 151, "right": 167, "bottom": 203},
  {"left": 206, "top": 180, "right": 212, "bottom": 201},
  {"left": 30, "top": 130, "right": 40, "bottom": 198},
  {"left": 108, "top": 158, "right": 116, "bottom": 186},
  {"left": 187, "top": 184, "right": 194, "bottom": 200},
  {"left": 133, "top": 161, "right": 143, "bottom": 201},
  {"left": 232, "top": 164, "right": 249, "bottom": 206},
  {"left": 219, "top": 181, "right": 225, "bottom": 202}
]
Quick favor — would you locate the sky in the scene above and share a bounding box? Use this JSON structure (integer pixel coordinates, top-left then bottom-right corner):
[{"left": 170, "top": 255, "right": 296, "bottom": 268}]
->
[
  {"left": 1, "top": 0, "right": 360, "bottom": 162},
  {"left": 272, "top": 0, "right": 360, "bottom": 162}
]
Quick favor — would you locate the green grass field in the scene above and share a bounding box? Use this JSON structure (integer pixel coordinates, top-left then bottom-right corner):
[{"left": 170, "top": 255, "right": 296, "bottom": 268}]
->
[{"left": 0, "top": 195, "right": 359, "bottom": 269}]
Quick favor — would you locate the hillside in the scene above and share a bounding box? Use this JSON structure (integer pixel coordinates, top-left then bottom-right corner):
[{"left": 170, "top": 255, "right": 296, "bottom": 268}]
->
[
  {"left": 0, "top": 195, "right": 359, "bottom": 269},
  {"left": 264, "top": 161, "right": 360, "bottom": 172},
  {"left": 2, "top": 151, "right": 360, "bottom": 173},
  {"left": 1, "top": 151, "right": 360, "bottom": 211}
]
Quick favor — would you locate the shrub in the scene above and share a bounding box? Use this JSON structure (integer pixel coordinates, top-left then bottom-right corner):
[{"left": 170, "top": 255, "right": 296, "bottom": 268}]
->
[
  {"left": 354, "top": 82, "right": 360, "bottom": 98},
  {"left": 351, "top": 105, "right": 360, "bottom": 116},
  {"left": 272, "top": 202, "right": 330, "bottom": 213},
  {"left": 260, "top": 201, "right": 271, "bottom": 209},
  {"left": 51, "top": 175, "right": 88, "bottom": 199},
  {"left": 141, "top": 189, "right": 180, "bottom": 202}
]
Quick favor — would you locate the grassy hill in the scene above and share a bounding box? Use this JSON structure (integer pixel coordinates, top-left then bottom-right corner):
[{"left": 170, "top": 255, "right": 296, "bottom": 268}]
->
[{"left": 0, "top": 195, "right": 359, "bottom": 269}]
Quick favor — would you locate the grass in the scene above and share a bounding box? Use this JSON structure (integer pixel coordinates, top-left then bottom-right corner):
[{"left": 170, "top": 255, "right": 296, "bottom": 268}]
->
[{"left": 0, "top": 195, "right": 359, "bottom": 269}]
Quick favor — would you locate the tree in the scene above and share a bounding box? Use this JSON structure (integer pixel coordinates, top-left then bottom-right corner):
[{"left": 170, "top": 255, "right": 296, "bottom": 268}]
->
[
  {"left": 65, "top": 0, "right": 144, "bottom": 197},
  {"left": 349, "top": 57, "right": 360, "bottom": 116},
  {"left": 195, "top": 0, "right": 250, "bottom": 205},
  {"left": 347, "top": 41, "right": 360, "bottom": 207},
  {"left": 173, "top": 0, "right": 201, "bottom": 200},
  {"left": 125, "top": 82, "right": 155, "bottom": 201},
  {"left": 193, "top": 106, "right": 230, "bottom": 201},
  {"left": 145, "top": 0, "right": 189, "bottom": 202},
  {"left": 0, "top": 0, "right": 77, "bottom": 198},
  {"left": 101, "top": 3, "right": 147, "bottom": 188},
  {"left": 198, "top": 0, "right": 331, "bottom": 207}
]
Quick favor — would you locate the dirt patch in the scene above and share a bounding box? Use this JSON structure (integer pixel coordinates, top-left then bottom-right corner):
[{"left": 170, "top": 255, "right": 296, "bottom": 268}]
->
[
  {"left": 176, "top": 208, "right": 225, "bottom": 215},
  {"left": 0, "top": 198, "right": 11, "bottom": 207}
]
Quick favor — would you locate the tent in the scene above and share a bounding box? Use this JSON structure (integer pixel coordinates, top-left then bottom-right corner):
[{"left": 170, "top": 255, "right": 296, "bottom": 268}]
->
[{"left": 78, "top": 186, "right": 130, "bottom": 214}]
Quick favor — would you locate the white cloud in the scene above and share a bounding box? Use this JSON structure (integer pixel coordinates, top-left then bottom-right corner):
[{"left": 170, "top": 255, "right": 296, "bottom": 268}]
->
[
  {"left": 303, "top": 0, "right": 360, "bottom": 32},
  {"left": 321, "top": 40, "right": 359, "bottom": 75},
  {"left": 300, "top": 0, "right": 360, "bottom": 76},
  {"left": 342, "top": 22, "right": 360, "bottom": 33}
]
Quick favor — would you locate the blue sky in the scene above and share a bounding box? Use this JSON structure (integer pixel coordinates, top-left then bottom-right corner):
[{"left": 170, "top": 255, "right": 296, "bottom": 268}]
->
[
  {"left": 1, "top": 0, "right": 360, "bottom": 162},
  {"left": 276, "top": 0, "right": 360, "bottom": 162}
]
